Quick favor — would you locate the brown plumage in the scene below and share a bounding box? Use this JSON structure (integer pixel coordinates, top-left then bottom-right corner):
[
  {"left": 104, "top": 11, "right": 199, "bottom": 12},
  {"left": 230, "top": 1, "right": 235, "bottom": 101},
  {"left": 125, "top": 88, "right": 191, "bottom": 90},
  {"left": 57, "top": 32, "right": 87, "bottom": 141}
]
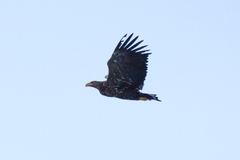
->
[{"left": 85, "top": 33, "right": 161, "bottom": 102}]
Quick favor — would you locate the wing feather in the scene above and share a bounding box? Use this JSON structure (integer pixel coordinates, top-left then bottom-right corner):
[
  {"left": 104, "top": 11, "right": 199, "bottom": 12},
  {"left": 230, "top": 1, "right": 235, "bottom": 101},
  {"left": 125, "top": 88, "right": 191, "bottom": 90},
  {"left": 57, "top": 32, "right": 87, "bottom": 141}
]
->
[
  {"left": 119, "top": 33, "right": 133, "bottom": 50},
  {"left": 107, "top": 34, "right": 151, "bottom": 90},
  {"left": 132, "top": 45, "right": 148, "bottom": 52},
  {"left": 113, "top": 34, "right": 127, "bottom": 52},
  {"left": 124, "top": 36, "right": 138, "bottom": 49},
  {"left": 128, "top": 40, "right": 143, "bottom": 50}
]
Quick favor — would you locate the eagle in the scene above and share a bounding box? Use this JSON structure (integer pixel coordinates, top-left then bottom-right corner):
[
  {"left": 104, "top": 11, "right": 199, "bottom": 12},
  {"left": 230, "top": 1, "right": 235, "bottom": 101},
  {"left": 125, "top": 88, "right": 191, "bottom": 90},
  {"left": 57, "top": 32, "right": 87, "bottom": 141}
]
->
[{"left": 85, "top": 33, "right": 161, "bottom": 102}]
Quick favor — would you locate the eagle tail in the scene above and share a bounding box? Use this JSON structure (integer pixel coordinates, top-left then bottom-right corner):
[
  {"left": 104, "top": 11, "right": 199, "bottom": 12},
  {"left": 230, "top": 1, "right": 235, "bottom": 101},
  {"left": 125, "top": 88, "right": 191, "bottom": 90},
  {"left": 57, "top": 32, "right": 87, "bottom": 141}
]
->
[{"left": 139, "top": 93, "right": 161, "bottom": 102}]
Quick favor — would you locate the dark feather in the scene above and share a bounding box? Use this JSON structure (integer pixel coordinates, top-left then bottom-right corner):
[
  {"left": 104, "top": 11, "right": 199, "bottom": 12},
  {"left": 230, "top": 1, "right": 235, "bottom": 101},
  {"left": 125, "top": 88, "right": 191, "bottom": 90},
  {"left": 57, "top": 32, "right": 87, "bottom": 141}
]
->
[
  {"left": 125, "top": 35, "right": 138, "bottom": 49},
  {"left": 107, "top": 34, "right": 150, "bottom": 90},
  {"left": 132, "top": 45, "right": 148, "bottom": 52},
  {"left": 119, "top": 33, "right": 133, "bottom": 50},
  {"left": 128, "top": 40, "right": 143, "bottom": 50}
]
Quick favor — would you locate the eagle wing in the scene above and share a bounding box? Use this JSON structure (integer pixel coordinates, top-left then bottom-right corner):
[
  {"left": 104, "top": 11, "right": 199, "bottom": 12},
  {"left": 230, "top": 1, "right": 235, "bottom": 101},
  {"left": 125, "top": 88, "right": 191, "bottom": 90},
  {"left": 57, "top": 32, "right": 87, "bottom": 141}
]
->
[{"left": 107, "top": 33, "right": 151, "bottom": 90}]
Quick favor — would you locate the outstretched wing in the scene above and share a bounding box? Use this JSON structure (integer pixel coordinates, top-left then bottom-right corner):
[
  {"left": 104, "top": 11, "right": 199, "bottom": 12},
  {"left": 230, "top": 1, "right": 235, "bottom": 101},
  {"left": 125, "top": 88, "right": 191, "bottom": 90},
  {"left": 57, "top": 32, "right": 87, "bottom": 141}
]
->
[{"left": 107, "top": 33, "right": 151, "bottom": 90}]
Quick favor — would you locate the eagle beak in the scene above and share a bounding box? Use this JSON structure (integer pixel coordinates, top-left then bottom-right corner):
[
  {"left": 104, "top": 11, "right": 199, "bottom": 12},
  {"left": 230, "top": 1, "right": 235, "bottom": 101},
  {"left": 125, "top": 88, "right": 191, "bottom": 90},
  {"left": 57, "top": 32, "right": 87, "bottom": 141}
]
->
[{"left": 85, "top": 82, "right": 93, "bottom": 87}]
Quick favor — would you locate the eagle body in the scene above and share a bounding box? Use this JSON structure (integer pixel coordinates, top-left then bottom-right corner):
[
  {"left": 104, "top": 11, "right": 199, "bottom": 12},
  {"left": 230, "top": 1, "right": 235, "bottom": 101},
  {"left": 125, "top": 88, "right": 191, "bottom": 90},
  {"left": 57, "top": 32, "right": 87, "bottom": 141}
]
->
[{"left": 86, "top": 34, "right": 161, "bottom": 102}]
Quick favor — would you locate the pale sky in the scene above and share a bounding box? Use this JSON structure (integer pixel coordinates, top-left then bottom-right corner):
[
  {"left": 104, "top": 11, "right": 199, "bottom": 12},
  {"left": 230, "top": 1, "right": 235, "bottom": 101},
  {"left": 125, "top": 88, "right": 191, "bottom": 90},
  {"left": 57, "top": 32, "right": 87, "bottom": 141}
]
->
[{"left": 1, "top": 0, "right": 240, "bottom": 160}]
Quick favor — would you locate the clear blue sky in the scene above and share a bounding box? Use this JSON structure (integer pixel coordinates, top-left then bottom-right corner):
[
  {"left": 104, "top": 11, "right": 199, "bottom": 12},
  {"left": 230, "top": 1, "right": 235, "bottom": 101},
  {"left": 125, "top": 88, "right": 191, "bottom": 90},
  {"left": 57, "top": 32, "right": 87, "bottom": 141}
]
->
[{"left": 1, "top": 0, "right": 240, "bottom": 159}]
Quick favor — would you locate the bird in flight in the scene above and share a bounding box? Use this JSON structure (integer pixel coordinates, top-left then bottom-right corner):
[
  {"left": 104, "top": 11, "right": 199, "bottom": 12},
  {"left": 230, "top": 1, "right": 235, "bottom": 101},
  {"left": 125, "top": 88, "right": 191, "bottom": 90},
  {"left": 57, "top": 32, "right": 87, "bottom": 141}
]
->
[{"left": 86, "top": 33, "right": 161, "bottom": 102}]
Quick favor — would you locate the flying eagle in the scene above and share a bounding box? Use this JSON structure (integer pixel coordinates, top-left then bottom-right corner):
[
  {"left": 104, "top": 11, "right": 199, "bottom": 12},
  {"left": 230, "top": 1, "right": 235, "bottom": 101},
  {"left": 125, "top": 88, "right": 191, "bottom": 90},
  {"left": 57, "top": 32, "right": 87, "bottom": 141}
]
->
[{"left": 85, "top": 33, "right": 161, "bottom": 102}]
